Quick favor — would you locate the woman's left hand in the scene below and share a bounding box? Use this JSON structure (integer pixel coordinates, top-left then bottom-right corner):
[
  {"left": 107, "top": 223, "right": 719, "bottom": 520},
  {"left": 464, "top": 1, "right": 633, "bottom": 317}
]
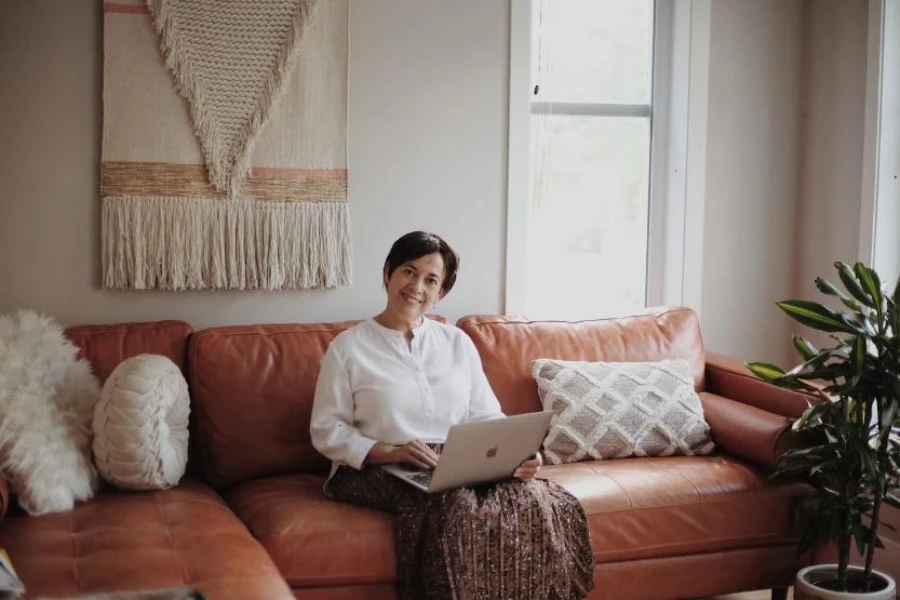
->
[{"left": 513, "top": 452, "right": 543, "bottom": 482}]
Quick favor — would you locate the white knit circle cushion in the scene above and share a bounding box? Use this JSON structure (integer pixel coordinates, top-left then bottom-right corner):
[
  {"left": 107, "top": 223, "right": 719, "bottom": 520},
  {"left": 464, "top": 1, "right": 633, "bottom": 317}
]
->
[{"left": 93, "top": 354, "right": 190, "bottom": 490}]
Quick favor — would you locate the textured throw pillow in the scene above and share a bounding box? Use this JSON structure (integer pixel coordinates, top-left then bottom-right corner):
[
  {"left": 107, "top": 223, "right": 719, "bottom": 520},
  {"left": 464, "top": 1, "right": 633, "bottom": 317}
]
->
[
  {"left": 93, "top": 354, "right": 190, "bottom": 491},
  {"left": 532, "top": 358, "right": 714, "bottom": 464},
  {"left": 0, "top": 310, "right": 100, "bottom": 515}
]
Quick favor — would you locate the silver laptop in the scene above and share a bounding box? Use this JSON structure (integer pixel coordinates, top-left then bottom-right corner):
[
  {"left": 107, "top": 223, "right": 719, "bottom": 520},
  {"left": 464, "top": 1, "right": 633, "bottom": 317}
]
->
[{"left": 381, "top": 412, "right": 554, "bottom": 493}]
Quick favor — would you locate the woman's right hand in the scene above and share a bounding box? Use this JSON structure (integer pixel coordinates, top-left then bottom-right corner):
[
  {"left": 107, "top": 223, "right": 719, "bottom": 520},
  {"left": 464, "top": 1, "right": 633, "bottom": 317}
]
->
[
  {"left": 388, "top": 439, "right": 440, "bottom": 469},
  {"left": 365, "top": 440, "right": 439, "bottom": 469}
]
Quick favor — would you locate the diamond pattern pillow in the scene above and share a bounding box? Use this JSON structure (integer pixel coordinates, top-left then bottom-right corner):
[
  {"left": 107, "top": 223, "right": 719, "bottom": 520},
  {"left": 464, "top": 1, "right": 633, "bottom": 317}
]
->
[{"left": 532, "top": 358, "right": 714, "bottom": 465}]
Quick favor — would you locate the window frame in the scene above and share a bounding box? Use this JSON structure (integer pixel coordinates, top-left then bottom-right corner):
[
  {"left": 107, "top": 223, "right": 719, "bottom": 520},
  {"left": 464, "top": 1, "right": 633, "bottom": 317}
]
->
[{"left": 504, "top": 0, "right": 703, "bottom": 318}]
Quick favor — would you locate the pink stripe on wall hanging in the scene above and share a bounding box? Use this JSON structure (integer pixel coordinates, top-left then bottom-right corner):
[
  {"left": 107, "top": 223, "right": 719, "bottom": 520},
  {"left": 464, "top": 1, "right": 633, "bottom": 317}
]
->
[{"left": 102, "top": 0, "right": 350, "bottom": 291}]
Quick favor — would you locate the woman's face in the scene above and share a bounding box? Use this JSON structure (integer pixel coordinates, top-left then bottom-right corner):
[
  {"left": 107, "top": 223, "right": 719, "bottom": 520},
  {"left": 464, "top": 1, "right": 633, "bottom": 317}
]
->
[{"left": 384, "top": 252, "right": 446, "bottom": 321}]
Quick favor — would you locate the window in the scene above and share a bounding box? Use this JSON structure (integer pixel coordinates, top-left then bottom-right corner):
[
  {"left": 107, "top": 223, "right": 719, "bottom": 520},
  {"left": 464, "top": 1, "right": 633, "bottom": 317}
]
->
[{"left": 506, "top": 0, "right": 688, "bottom": 320}]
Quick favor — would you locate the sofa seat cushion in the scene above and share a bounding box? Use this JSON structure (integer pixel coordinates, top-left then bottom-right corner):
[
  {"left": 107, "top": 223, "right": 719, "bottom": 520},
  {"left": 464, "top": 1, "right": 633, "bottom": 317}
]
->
[
  {"left": 226, "top": 474, "right": 395, "bottom": 588},
  {"left": 228, "top": 456, "right": 807, "bottom": 589},
  {"left": 0, "top": 479, "right": 293, "bottom": 599},
  {"left": 540, "top": 455, "right": 809, "bottom": 563}
]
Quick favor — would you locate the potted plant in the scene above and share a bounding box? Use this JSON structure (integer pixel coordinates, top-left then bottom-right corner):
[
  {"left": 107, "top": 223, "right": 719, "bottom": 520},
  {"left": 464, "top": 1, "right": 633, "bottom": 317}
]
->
[{"left": 747, "top": 261, "right": 900, "bottom": 599}]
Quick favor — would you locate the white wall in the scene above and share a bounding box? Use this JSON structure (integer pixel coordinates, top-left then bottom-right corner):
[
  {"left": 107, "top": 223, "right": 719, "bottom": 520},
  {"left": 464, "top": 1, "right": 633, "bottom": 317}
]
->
[
  {"left": 0, "top": 0, "right": 880, "bottom": 366},
  {"left": 796, "top": 0, "right": 869, "bottom": 318},
  {"left": 0, "top": 0, "right": 510, "bottom": 328},
  {"left": 699, "top": 0, "right": 804, "bottom": 366}
]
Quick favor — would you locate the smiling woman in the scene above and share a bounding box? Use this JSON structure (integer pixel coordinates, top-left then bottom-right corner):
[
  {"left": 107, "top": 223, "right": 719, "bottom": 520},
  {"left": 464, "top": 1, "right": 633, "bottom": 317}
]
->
[
  {"left": 375, "top": 231, "right": 459, "bottom": 342},
  {"left": 308, "top": 231, "right": 594, "bottom": 600}
]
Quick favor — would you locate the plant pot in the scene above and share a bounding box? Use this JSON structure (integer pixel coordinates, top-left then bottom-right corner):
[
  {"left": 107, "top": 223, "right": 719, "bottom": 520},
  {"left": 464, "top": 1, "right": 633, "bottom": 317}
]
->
[{"left": 795, "top": 564, "right": 897, "bottom": 600}]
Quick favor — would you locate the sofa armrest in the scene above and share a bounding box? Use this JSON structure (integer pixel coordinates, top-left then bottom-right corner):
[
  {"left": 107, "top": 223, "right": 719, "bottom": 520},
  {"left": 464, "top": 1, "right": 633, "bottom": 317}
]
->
[
  {"left": 0, "top": 475, "right": 9, "bottom": 522},
  {"left": 705, "top": 351, "right": 815, "bottom": 418},
  {"left": 700, "top": 392, "right": 806, "bottom": 470}
]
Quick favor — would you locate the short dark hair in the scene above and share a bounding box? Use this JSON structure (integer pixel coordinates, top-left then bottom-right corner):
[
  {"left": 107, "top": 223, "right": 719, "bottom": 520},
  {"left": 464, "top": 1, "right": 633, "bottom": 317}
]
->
[{"left": 384, "top": 231, "right": 460, "bottom": 296}]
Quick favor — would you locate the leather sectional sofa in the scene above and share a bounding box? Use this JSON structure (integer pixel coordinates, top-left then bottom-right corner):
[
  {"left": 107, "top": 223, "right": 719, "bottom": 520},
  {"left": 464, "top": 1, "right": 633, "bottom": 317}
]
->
[{"left": 0, "top": 307, "right": 815, "bottom": 599}]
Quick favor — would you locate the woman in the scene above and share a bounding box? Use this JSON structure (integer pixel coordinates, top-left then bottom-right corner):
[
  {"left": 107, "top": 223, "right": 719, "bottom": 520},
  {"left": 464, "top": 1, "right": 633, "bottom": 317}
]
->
[{"left": 310, "top": 231, "right": 594, "bottom": 600}]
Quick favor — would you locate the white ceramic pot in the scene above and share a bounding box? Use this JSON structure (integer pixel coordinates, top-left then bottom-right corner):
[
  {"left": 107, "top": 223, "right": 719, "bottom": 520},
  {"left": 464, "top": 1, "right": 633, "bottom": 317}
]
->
[{"left": 795, "top": 564, "right": 897, "bottom": 600}]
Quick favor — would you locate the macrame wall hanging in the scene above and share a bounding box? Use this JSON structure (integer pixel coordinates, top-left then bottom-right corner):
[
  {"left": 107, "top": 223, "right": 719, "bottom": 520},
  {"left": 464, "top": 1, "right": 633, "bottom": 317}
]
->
[{"left": 102, "top": 0, "right": 350, "bottom": 290}]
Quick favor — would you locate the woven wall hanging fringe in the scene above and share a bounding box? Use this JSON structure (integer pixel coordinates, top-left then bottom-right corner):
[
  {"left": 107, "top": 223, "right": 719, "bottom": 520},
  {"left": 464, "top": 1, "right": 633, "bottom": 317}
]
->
[{"left": 101, "top": 0, "right": 350, "bottom": 291}]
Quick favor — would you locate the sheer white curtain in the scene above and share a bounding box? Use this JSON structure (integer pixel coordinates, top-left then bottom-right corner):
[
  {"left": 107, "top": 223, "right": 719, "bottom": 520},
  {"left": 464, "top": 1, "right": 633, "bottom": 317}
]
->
[{"left": 524, "top": 0, "right": 655, "bottom": 320}]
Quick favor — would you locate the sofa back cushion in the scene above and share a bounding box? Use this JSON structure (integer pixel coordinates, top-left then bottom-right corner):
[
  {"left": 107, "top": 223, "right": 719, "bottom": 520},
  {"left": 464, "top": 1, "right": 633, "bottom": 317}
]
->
[
  {"left": 189, "top": 322, "right": 359, "bottom": 487},
  {"left": 457, "top": 307, "right": 705, "bottom": 416},
  {"left": 65, "top": 320, "right": 193, "bottom": 383},
  {"left": 64, "top": 320, "right": 196, "bottom": 477}
]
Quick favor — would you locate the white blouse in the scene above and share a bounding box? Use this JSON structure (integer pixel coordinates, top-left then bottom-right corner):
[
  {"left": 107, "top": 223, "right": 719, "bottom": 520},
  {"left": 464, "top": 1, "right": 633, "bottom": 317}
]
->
[{"left": 310, "top": 317, "right": 505, "bottom": 472}]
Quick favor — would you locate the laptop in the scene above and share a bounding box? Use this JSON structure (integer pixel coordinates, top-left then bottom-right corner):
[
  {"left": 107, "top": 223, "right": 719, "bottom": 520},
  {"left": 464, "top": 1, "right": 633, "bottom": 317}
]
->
[{"left": 381, "top": 411, "right": 554, "bottom": 493}]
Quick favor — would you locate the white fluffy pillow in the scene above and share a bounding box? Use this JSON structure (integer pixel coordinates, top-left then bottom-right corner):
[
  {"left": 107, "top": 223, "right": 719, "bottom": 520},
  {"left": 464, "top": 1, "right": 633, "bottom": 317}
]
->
[
  {"left": 93, "top": 354, "right": 190, "bottom": 490},
  {"left": 0, "top": 310, "right": 100, "bottom": 515},
  {"left": 533, "top": 358, "right": 714, "bottom": 464}
]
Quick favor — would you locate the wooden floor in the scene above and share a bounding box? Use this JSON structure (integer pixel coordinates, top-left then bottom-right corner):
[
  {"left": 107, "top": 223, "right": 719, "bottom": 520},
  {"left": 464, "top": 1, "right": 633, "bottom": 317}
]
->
[{"left": 704, "top": 590, "right": 792, "bottom": 600}]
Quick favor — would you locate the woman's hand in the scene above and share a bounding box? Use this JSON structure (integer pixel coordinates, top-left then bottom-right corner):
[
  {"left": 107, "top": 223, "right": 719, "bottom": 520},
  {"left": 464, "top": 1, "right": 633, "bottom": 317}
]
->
[
  {"left": 365, "top": 440, "right": 439, "bottom": 469},
  {"left": 390, "top": 439, "right": 440, "bottom": 469},
  {"left": 513, "top": 452, "right": 543, "bottom": 482}
]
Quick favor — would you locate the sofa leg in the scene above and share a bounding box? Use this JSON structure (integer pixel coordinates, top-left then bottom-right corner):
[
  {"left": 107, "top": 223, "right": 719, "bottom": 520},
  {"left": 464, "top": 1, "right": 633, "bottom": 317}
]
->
[{"left": 771, "top": 587, "right": 789, "bottom": 600}]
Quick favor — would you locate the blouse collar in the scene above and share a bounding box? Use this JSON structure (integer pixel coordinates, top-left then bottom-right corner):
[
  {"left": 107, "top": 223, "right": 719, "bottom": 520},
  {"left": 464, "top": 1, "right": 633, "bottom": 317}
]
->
[{"left": 369, "top": 315, "right": 430, "bottom": 339}]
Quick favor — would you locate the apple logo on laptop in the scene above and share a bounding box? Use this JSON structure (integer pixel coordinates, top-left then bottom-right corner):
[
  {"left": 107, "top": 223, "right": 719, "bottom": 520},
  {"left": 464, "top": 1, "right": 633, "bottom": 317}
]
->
[{"left": 485, "top": 445, "right": 498, "bottom": 458}]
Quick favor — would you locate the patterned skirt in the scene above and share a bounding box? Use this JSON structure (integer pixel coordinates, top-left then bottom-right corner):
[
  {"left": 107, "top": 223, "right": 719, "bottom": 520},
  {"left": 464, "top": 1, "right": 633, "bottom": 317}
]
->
[{"left": 326, "top": 462, "right": 595, "bottom": 600}]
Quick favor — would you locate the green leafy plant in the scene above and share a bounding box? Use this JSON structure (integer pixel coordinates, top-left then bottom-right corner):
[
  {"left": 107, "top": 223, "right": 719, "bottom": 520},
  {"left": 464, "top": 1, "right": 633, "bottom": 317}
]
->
[{"left": 747, "top": 261, "right": 900, "bottom": 593}]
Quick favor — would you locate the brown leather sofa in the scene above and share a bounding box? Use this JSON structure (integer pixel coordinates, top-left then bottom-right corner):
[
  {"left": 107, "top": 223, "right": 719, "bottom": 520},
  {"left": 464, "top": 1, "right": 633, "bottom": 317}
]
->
[{"left": 0, "top": 307, "right": 815, "bottom": 599}]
